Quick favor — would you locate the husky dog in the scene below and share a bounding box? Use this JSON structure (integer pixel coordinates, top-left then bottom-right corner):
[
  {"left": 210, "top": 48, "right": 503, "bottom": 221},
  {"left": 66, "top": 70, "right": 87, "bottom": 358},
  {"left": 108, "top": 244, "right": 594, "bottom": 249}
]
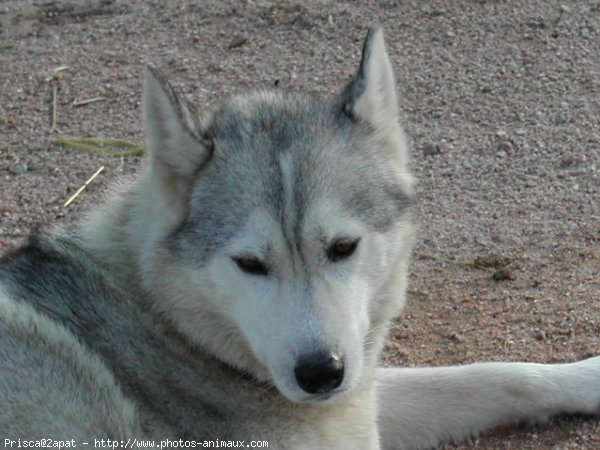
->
[{"left": 1, "top": 27, "right": 599, "bottom": 450}]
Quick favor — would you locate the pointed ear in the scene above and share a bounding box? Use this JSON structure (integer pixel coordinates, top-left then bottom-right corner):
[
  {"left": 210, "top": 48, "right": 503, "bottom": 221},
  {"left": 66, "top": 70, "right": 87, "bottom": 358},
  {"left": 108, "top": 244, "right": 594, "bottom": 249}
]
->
[
  {"left": 342, "top": 26, "right": 399, "bottom": 131},
  {"left": 143, "top": 64, "right": 211, "bottom": 179}
]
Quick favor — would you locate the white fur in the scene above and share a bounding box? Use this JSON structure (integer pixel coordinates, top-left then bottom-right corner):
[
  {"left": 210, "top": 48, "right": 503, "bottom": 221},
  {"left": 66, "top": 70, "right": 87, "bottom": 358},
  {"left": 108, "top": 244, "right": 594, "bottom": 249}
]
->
[{"left": 377, "top": 360, "right": 600, "bottom": 449}]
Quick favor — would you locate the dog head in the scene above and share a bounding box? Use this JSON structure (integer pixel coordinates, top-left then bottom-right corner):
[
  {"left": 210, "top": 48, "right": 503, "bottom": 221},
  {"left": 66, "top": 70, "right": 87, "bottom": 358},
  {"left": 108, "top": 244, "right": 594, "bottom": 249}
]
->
[{"left": 138, "top": 27, "right": 415, "bottom": 403}]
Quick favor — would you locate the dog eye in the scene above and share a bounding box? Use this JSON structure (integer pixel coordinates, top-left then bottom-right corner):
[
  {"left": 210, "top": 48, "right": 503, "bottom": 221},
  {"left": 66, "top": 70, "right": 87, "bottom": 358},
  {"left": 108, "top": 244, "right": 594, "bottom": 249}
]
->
[
  {"left": 233, "top": 257, "right": 269, "bottom": 276},
  {"left": 327, "top": 239, "right": 360, "bottom": 262}
]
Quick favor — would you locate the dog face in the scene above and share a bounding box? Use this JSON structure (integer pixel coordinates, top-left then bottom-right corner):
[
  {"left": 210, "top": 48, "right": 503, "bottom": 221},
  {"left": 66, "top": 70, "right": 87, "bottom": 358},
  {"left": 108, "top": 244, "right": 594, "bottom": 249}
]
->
[{"left": 139, "top": 27, "right": 415, "bottom": 403}]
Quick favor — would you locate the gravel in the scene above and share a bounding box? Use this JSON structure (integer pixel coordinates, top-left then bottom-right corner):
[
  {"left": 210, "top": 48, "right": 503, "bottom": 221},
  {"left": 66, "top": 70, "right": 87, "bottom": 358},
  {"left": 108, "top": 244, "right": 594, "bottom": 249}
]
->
[{"left": 1, "top": 1, "right": 599, "bottom": 448}]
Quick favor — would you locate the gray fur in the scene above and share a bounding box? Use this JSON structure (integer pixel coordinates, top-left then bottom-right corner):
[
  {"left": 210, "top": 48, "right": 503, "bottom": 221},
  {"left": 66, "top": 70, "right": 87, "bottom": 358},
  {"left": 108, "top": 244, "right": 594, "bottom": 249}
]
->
[
  {"left": 0, "top": 234, "right": 297, "bottom": 442},
  {"left": 172, "top": 91, "right": 414, "bottom": 265}
]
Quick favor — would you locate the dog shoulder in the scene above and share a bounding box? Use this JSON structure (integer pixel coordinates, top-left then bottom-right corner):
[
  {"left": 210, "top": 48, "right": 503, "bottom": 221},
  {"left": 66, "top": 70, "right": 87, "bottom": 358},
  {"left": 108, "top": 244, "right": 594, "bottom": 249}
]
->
[{"left": 0, "top": 249, "right": 139, "bottom": 438}]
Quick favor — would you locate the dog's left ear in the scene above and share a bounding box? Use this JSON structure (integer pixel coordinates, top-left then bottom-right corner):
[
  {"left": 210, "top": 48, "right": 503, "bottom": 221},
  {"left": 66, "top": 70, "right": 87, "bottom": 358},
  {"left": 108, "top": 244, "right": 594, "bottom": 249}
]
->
[{"left": 342, "top": 26, "right": 399, "bottom": 132}]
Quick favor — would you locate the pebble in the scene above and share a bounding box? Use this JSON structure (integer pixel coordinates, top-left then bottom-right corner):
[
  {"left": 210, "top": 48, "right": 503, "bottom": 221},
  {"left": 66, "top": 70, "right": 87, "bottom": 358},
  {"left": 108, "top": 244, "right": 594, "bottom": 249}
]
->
[
  {"left": 555, "top": 112, "right": 569, "bottom": 124},
  {"left": 421, "top": 142, "right": 441, "bottom": 156},
  {"left": 10, "top": 163, "right": 28, "bottom": 175},
  {"left": 497, "top": 141, "right": 513, "bottom": 153},
  {"left": 535, "top": 330, "right": 547, "bottom": 341},
  {"left": 228, "top": 36, "right": 248, "bottom": 50},
  {"left": 559, "top": 155, "right": 576, "bottom": 168},
  {"left": 492, "top": 268, "right": 516, "bottom": 281}
]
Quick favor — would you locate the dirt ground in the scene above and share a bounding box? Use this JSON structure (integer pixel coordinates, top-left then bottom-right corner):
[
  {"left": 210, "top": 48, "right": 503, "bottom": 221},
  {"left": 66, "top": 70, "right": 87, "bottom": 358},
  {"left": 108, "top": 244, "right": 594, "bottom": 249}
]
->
[{"left": 1, "top": 0, "right": 599, "bottom": 448}]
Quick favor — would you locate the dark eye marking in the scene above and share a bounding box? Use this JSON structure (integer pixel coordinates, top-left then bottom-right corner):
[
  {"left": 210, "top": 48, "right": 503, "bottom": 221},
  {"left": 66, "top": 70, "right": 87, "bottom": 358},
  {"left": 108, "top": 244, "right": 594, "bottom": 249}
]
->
[
  {"left": 232, "top": 257, "right": 270, "bottom": 276},
  {"left": 326, "top": 238, "right": 360, "bottom": 262}
]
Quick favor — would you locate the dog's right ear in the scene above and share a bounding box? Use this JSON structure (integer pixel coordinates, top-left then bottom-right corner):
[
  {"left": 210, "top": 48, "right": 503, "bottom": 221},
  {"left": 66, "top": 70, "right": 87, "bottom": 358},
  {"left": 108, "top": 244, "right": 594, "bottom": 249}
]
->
[
  {"left": 143, "top": 64, "right": 211, "bottom": 180},
  {"left": 341, "top": 26, "right": 399, "bottom": 134}
]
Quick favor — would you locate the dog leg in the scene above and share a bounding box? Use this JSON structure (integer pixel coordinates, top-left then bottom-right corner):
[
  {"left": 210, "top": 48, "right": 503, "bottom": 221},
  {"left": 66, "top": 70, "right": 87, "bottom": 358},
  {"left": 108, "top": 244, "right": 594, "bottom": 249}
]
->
[{"left": 376, "top": 357, "right": 600, "bottom": 450}]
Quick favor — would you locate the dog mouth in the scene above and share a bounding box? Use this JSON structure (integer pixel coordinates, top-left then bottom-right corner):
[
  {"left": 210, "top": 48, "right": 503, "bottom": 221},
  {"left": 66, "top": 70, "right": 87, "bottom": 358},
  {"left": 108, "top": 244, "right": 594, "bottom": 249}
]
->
[{"left": 295, "top": 386, "right": 353, "bottom": 405}]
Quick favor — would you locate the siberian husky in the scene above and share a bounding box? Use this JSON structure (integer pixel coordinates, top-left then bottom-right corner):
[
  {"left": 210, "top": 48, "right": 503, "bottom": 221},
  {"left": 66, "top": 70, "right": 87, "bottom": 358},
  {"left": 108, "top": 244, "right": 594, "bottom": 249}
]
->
[{"left": 1, "top": 27, "right": 599, "bottom": 450}]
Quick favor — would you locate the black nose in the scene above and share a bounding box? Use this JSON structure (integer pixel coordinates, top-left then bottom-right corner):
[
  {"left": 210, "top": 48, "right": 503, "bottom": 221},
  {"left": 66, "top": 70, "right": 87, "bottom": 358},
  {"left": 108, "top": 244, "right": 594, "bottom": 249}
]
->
[{"left": 294, "top": 352, "right": 344, "bottom": 394}]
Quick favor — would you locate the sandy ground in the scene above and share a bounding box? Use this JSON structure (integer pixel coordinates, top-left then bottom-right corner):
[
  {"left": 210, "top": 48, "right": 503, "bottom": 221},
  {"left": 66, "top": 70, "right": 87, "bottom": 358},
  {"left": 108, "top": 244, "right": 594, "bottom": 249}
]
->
[{"left": 1, "top": 0, "right": 599, "bottom": 448}]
